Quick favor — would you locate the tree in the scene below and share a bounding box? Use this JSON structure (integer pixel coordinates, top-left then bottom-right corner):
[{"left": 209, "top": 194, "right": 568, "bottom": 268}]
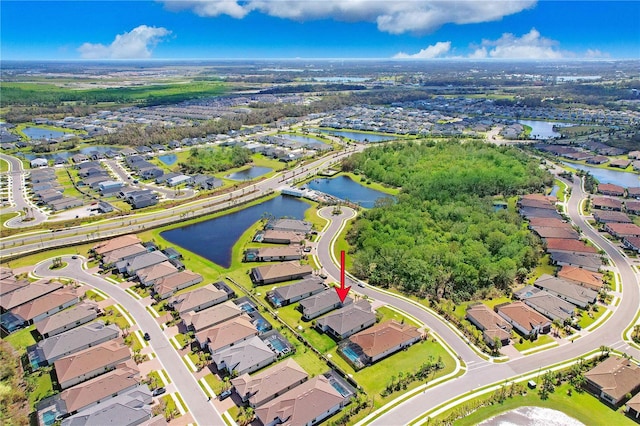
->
[
  {"left": 237, "top": 407, "right": 255, "bottom": 426},
  {"left": 492, "top": 336, "right": 503, "bottom": 355}
]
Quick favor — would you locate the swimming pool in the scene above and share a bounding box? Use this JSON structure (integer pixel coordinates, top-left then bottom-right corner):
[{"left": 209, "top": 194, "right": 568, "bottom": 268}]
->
[
  {"left": 238, "top": 302, "right": 255, "bottom": 313},
  {"left": 330, "top": 379, "right": 351, "bottom": 397},
  {"left": 42, "top": 410, "right": 57, "bottom": 426},
  {"left": 267, "top": 337, "right": 287, "bottom": 352},
  {"left": 254, "top": 319, "right": 271, "bottom": 333},
  {"left": 341, "top": 345, "right": 361, "bottom": 363}
]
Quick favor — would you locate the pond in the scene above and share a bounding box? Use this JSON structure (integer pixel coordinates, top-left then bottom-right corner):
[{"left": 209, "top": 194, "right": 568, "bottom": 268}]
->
[
  {"left": 518, "top": 120, "right": 574, "bottom": 140},
  {"left": 22, "top": 127, "right": 70, "bottom": 140},
  {"left": 549, "top": 184, "right": 560, "bottom": 197},
  {"left": 21, "top": 146, "right": 117, "bottom": 161},
  {"left": 562, "top": 162, "right": 639, "bottom": 187},
  {"left": 158, "top": 154, "right": 178, "bottom": 166},
  {"left": 306, "top": 175, "right": 394, "bottom": 208},
  {"left": 317, "top": 129, "right": 396, "bottom": 143},
  {"left": 478, "top": 406, "right": 584, "bottom": 426},
  {"left": 226, "top": 166, "right": 272, "bottom": 181},
  {"left": 280, "top": 135, "right": 328, "bottom": 146},
  {"left": 161, "top": 196, "right": 309, "bottom": 268}
]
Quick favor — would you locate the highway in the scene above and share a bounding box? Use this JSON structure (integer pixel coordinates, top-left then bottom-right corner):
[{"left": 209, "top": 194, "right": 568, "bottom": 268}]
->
[
  {"left": 32, "top": 256, "right": 224, "bottom": 426},
  {"left": 313, "top": 176, "right": 639, "bottom": 424}
]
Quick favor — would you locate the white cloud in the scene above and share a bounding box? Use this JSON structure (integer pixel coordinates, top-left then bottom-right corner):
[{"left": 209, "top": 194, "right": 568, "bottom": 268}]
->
[
  {"left": 469, "top": 28, "right": 563, "bottom": 59},
  {"left": 78, "top": 25, "right": 171, "bottom": 59},
  {"left": 585, "top": 49, "right": 609, "bottom": 59},
  {"left": 162, "top": 0, "right": 537, "bottom": 34},
  {"left": 394, "top": 41, "right": 451, "bottom": 59}
]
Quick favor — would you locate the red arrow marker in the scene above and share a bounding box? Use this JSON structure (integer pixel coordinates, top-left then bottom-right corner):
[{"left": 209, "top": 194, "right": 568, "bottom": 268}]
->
[{"left": 335, "top": 250, "right": 351, "bottom": 303}]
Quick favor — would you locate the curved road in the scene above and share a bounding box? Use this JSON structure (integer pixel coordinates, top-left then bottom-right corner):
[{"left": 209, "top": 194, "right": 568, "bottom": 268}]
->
[
  {"left": 314, "top": 175, "right": 639, "bottom": 425},
  {"left": 0, "top": 153, "right": 47, "bottom": 227},
  {"left": 32, "top": 256, "right": 223, "bottom": 426}
]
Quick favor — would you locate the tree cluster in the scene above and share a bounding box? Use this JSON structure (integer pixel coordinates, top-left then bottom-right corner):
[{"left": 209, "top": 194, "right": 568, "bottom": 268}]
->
[
  {"left": 343, "top": 141, "right": 552, "bottom": 301},
  {"left": 179, "top": 146, "right": 251, "bottom": 174}
]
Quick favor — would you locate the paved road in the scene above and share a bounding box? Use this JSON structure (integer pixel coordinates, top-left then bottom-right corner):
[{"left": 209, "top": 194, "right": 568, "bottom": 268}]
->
[
  {"left": 32, "top": 256, "right": 223, "bottom": 426},
  {"left": 312, "top": 177, "right": 639, "bottom": 425},
  {"left": 0, "top": 153, "right": 47, "bottom": 227},
  {"left": 0, "top": 147, "right": 360, "bottom": 259}
]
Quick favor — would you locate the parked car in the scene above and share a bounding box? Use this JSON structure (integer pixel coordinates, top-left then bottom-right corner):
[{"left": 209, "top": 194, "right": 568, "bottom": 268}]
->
[
  {"left": 143, "top": 332, "right": 151, "bottom": 341},
  {"left": 303, "top": 247, "right": 312, "bottom": 253},
  {"left": 218, "top": 389, "right": 232, "bottom": 400},
  {"left": 152, "top": 387, "right": 166, "bottom": 396}
]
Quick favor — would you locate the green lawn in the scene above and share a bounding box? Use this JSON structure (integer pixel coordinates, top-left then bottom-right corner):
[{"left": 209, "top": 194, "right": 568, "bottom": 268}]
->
[
  {"left": 85, "top": 289, "right": 106, "bottom": 302},
  {"left": 328, "top": 338, "right": 456, "bottom": 407},
  {"left": 300, "top": 327, "right": 337, "bottom": 353},
  {"left": 528, "top": 254, "right": 557, "bottom": 284},
  {"left": 146, "top": 370, "right": 165, "bottom": 390},
  {"left": 203, "top": 373, "right": 225, "bottom": 394},
  {"left": 290, "top": 347, "right": 330, "bottom": 377},
  {"left": 0, "top": 158, "right": 8, "bottom": 173},
  {"left": 4, "top": 325, "right": 37, "bottom": 352},
  {"left": 553, "top": 179, "right": 568, "bottom": 203},
  {"left": 451, "top": 382, "right": 635, "bottom": 426},
  {"left": 125, "top": 331, "right": 143, "bottom": 352},
  {"left": 101, "top": 305, "right": 133, "bottom": 329},
  {"left": 27, "top": 371, "right": 55, "bottom": 408},
  {"left": 341, "top": 172, "right": 401, "bottom": 196},
  {"left": 513, "top": 334, "right": 555, "bottom": 352},
  {"left": 577, "top": 306, "right": 607, "bottom": 329},
  {"left": 376, "top": 306, "right": 420, "bottom": 327},
  {"left": 174, "top": 333, "right": 191, "bottom": 349},
  {"left": 1, "top": 242, "right": 94, "bottom": 269},
  {"left": 452, "top": 297, "right": 512, "bottom": 322},
  {"left": 333, "top": 221, "right": 353, "bottom": 271}
]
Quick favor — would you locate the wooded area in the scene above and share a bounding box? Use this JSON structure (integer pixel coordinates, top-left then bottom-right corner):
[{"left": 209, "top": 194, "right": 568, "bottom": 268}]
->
[
  {"left": 342, "top": 141, "right": 553, "bottom": 301},
  {"left": 179, "top": 146, "right": 252, "bottom": 174}
]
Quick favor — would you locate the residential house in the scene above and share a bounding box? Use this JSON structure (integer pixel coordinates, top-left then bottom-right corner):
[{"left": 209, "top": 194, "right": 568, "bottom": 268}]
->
[
  {"left": 135, "top": 261, "right": 178, "bottom": 286},
  {"left": 345, "top": 320, "right": 422, "bottom": 365},
  {"left": 531, "top": 226, "right": 580, "bottom": 240},
  {"left": 59, "top": 385, "right": 152, "bottom": 426},
  {"left": 549, "top": 251, "right": 602, "bottom": 272},
  {"left": 623, "top": 236, "right": 640, "bottom": 253},
  {"left": 250, "top": 261, "right": 313, "bottom": 285},
  {"left": 585, "top": 356, "right": 640, "bottom": 406},
  {"left": 166, "top": 175, "right": 192, "bottom": 187},
  {"left": 299, "top": 290, "right": 352, "bottom": 320},
  {"left": 152, "top": 270, "right": 203, "bottom": 299},
  {"left": 496, "top": 302, "right": 551, "bottom": 337},
  {"left": 316, "top": 300, "right": 376, "bottom": 340},
  {"left": 626, "top": 393, "right": 640, "bottom": 420},
  {"left": 70, "top": 153, "right": 89, "bottom": 164},
  {"left": 231, "top": 358, "right": 308, "bottom": 408},
  {"left": 101, "top": 244, "right": 148, "bottom": 267},
  {"left": 92, "top": 235, "right": 142, "bottom": 257},
  {"left": 28, "top": 321, "right": 120, "bottom": 366},
  {"left": 98, "top": 180, "right": 124, "bottom": 195},
  {"left": 625, "top": 201, "right": 640, "bottom": 215},
  {"left": 182, "top": 300, "right": 243, "bottom": 332},
  {"left": 266, "top": 277, "right": 326, "bottom": 307},
  {"left": 0, "top": 275, "right": 29, "bottom": 298},
  {"left": 592, "top": 210, "right": 632, "bottom": 224},
  {"left": 528, "top": 218, "right": 570, "bottom": 229},
  {"left": 260, "top": 230, "right": 306, "bottom": 245},
  {"left": 521, "top": 290, "right": 575, "bottom": 322},
  {"left": 167, "top": 283, "right": 230, "bottom": 315},
  {"left": 35, "top": 302, "right": 99, "bottom": 338},
  {"left": 255, "top": 375, "right": 346, "bottom": 426},
  {"left": 211, "top": 335, "right": 276, "bottom": 375},
  {"left": 138, "top": 167, "right": 163, "bottom": 180},
  {"left": 592, "top": 197, "right": 624, "bottom": 211},
  {"left": 519, "top": 207, "right": 563, "bottom": 220},
  {"left": 53, "top": 339, "right": 130, "bottom": 389},
  {"left": 244, "top": 246, "right": 303, "bottom": 262},
  {"left": 265, "top": 218, "right": 313, "bottom": 233},
  {"left": 37, "top": 362, "right": 140, "bottom": 418},
  {"left": 586, "top": 155, "right": 609, "bottom": 165},
  {"left": 30, "top": 158, "right": 48, "bottom": 168},
  {"left": 1, "top": 280, "right": 64, "bottom": 312},
  {"left": 10, "top": 287, "right": 79, "bottom": 325},
  {"left": 195, "top": 316, "right": 258, "bottom": 353},
  {"left": 128, "top": 192, "right": 159, "bottom": 209},
  {"left": 118, "top": 251, "right": 168, "bottom": 276},
  {"left": 465, "top": 304, "right": 513, "bottom": 348},
  {"left": 610, "top": 159, "right": 631, "bottom": 169},
  {"left": 162, "top": 247, "right": 183, "bottom": 260},
  {"left": 545, "top": 238, "right": 598, "bottom": 254},
  {"left": 557, "top": 266, "right": 604, "bottom": 292},
  {"left": 597, "top": 183, "right": 625, "bottom": 197},
  {"left": 156, "top": 172, "right": 180, "bottom": 185},
  {"left": 605, "top": 223, "right": 640, "bottom": 239},
  {"left": 534, "top": 274, "right": 598, "bottom": 308},
  {"left": 626, "top": 187, "right": 640, "bottom": 200}
]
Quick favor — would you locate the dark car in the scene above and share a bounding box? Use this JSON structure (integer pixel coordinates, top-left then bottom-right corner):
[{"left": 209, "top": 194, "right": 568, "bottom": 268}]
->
[
  {"left": 152, "top": 387, "right": 166, "bottom": 396},
  {"left": 71, "top": 255, "right": 78, "bottom": 260},
  {"left": 218, "top": 389, "right": 232, "bottom": 401},
  {"left": 143, "top": 332, "right": 151, "bottom": 341},
  {"left": 303, "top": 247, "right": 312, "bottom": 253}
]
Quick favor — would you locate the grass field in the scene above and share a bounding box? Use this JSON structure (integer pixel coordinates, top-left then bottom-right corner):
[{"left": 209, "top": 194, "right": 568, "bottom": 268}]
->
[
  {"left": 0, "top": 242, "right": 94, "bottom": 269},
  {"left": 513, "top": 334, "right": 555, "bottom": 351},
  {"left": 102, "top": 305, "right": 133, "bottom": 329},
  {"left": 450, "top": 382, "right": 634, "bottom": 426},
  {"left": 27, "top": 371, "right": 54, "bottom": 408},
  {"left": 4, "top": 325, "right": 37, "bottom": 352},
  {"left": 528, "top": 254, "right": 557, "bottom": 284},
  {"left": 0, "top": 158, "right": 9, "bottom": 172}
]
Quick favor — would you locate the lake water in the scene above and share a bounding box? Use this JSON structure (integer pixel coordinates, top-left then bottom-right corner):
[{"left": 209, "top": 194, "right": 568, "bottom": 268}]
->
[
  {"left": 161, "top": 196, "right": 309, "bottom": 268},
  {"left": 158, "top": 154, "right": 178, "bottom": 166},
  {"left": 313, "top": 77, "right": 369, "bottom": 83},
  {"left": 317, "top": 129, "right": 396, "bottom": 142},
  {"left": 226, "top": 166, "right": 272, "bottom": 181},
  {"left": 478, "top": 406, "right": 584, "bottom": 426},
  {"left": 281, "top": 135, "right": 327, "bottom": 146},
  {"left": 518, "top": 120, "right": 574, "bottom": 140},
  {"left": 549, "top": 184, "right": 560, "bottom": 197},
  {"left": 562, "top": 162, "right": 639, "bottom": 187},
  {"left": 307, "top": 175, "right": 394, "bottom": 208},
  {"left": 22, "top": 127, "right": 70, "bottom": 140}
]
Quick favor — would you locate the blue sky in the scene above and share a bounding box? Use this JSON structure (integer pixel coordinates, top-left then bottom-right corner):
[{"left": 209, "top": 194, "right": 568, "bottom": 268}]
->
[{"left": 2, "top": 1, "right": 639, "bottom": 60}]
